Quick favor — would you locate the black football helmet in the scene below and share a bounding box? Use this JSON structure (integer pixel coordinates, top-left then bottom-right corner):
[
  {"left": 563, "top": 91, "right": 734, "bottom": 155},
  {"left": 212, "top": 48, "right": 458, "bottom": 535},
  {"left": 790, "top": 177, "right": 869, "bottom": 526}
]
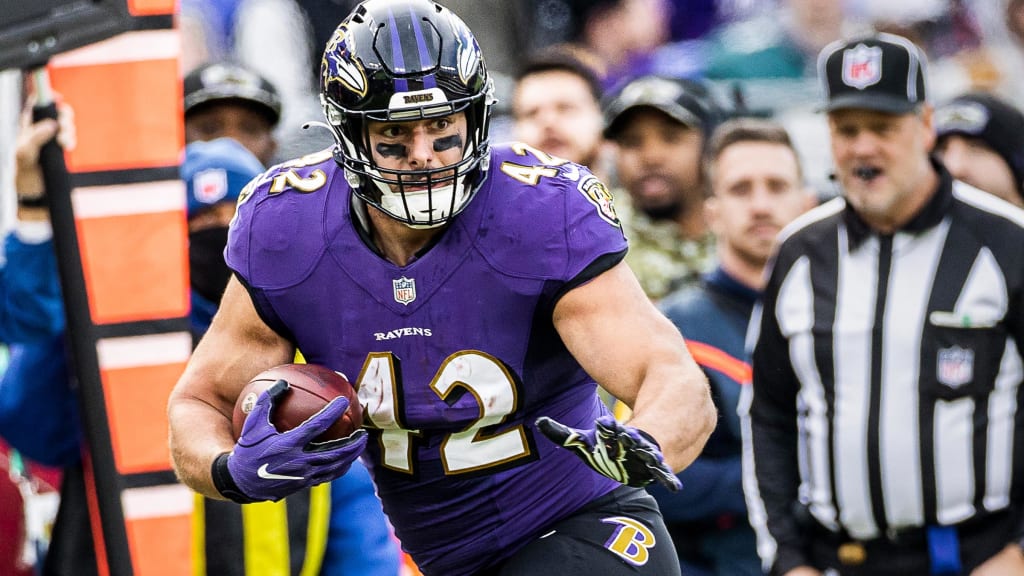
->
[{"left": 320, "top": 0, "right": 495, "bottom": 228}]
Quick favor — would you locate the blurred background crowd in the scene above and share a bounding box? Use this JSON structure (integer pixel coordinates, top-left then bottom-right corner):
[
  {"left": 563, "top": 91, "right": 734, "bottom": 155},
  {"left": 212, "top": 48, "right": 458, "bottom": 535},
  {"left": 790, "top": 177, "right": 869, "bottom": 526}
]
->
[
  {"left": 169, "top": 0, "right": 1024, "bottom": 194},
  {"left": 2, "top": 0, "right": 1024, "bottom": 575},
  {"left": 3, "top": 0, "right": 1024, "bottom": 203}
]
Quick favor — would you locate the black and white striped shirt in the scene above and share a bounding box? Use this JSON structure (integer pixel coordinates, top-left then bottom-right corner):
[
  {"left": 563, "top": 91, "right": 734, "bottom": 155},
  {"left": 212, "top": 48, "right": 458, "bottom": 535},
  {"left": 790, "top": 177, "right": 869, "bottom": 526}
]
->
[{"left": 742, "top": 167, "right": 1024, "bottom": 574}]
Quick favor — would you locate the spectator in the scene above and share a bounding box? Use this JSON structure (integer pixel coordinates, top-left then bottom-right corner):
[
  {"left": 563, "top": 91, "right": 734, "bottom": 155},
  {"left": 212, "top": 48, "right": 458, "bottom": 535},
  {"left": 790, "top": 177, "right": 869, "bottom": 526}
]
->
[
  {"left": 934, "top": 91, "right": 1024, "bottom": 207},
  {"left": 167, "top": 2, "right": 717, "bottom": 576},
  {"left": 743, "top": 32, "right": 1024, "bottom": 575},
  {"left": 603, "top": 75, "right": 722, "bottom": 300},
  {"left": 654, "top": 117, "right": 815, "bottom": 576},
  {"left": 0, "top": 95, "right": 92, "bottom": 576},
  {"left": 184, "top": 138, "right": 266, "bottom": 335},
  {"left": 183, "top": 61, "right": 281, "bottom": 166},
  {"left": 179, "top": 0, "right": 325, "bottom": 159},
  {"left": 511, "top": 45, "right": 609, "bottom": 178}
]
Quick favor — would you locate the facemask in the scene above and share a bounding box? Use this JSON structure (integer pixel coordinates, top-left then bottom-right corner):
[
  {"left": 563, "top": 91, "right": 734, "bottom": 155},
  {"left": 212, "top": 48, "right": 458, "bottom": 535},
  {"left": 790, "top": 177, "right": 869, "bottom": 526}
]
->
[{"left": 189, "top": 226, "right": 232, "bottom": 304}]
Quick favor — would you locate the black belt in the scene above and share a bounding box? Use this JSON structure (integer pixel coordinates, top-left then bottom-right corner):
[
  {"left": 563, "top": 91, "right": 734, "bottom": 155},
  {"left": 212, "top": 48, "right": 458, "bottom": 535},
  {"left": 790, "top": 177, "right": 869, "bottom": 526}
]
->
[
  {"left": 808, "top": 510, "right": 1016, "bottom": 572},
  {"left": 814, "top": 510, "right": 1009, "bottom": 546}
]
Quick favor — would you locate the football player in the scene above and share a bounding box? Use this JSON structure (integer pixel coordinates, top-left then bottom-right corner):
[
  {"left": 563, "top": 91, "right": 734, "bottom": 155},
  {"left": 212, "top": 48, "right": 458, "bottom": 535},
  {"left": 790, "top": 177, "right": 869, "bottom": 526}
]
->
[{"left": 167, "top": 1, "right": 716, "bottom": 575}]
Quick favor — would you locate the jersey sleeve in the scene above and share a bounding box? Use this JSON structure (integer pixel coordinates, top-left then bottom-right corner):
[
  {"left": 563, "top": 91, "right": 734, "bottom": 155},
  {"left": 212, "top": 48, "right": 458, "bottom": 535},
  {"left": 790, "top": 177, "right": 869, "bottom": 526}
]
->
[
  {"left": 561, "top": 171, "right": 627, "bottom": 283},
  {"left": 224, "top": 171, "right": 264, "bottom": 284},
  {"left": 478, "top": 146, "right": 627, "bottom": 287},
  {"left": 225, "top": 153, "right": 336, "bottom": 289},
  {"left": 225, "top": 153, "right": 338, "bottom": 341}
]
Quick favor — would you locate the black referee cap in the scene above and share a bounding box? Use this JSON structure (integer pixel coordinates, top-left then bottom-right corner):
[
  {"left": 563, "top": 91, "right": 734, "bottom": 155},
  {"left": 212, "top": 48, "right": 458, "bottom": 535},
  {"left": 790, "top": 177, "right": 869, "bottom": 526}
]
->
[
  {"left": 818, "top": 33, "right": 928, "bottom": 114},
  {"left": 184, "top": 62, "right": 282, "bottom": 127}
]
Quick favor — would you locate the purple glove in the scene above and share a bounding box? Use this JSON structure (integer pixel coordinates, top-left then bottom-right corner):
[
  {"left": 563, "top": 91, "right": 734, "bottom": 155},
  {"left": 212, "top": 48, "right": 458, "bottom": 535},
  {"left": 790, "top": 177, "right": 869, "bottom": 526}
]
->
[
  {"left": 536, "top": 414, "right": 682, "bottom": 492},
  {"left": 213, "top": 380, "right": 367, "bottom": 503}
]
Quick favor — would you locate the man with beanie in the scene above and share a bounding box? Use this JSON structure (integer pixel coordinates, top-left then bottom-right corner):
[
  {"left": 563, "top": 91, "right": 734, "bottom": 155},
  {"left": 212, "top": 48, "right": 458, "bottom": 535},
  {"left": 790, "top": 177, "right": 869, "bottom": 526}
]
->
[
  {"left": 743, "top": 32, "right": 1024, "bottom": 575},
  {"left": 935, "top": 92, "right": 1024, "bottom": 208}
]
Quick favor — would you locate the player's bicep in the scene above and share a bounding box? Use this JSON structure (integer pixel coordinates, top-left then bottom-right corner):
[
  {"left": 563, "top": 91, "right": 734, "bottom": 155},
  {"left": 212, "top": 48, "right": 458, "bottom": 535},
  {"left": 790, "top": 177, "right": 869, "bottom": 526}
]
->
[
  {"left": 177, "top": 276, "right": 294, "bottom": 417},
  {"left": 552, "top": 261, "right": 689, "bottom": 406}
]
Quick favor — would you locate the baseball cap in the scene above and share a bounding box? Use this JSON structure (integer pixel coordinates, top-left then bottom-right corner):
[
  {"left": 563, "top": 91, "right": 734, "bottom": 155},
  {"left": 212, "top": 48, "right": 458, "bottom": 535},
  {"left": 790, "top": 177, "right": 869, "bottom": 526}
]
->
[
  {"left": 602, "top": 76, "right": 718, "bottom": 139},
  {"left": 184, "top": 62, "right": 282, "bottom": 127},
  {"left": 182, "top": 138, "right": 264, "bottom": 219},
  {"left": 936, "top": 92, "right": 1024, "bottom": 192},
  {"left": 817, "top": 32, "right": 928, "bottom": 114}
]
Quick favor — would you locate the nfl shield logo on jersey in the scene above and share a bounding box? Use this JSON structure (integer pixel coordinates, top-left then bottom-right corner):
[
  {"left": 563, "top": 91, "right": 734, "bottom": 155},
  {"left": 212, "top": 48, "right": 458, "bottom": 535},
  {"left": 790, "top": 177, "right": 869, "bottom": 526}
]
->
[
  {"left": 937, "top": 345, "right": 974, "bottom": 388},
  {"left": 393, "top": 276, "right": 416, "bottom": 305},
  {"left": 842, "top": 44, "right": 883, "bottom": 90}
]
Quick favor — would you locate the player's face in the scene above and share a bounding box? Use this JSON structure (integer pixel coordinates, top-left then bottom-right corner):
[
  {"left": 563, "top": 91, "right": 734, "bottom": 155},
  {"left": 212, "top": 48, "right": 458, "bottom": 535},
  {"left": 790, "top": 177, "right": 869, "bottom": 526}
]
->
[
  {"left": 185, "top": 103, "right": 276, "bottom": 166},
  {"left": 936, "top": 135, "right": 1022, "bottom": 207},
  {"left": 512, "top": 70, "right": 603, "bottom": 167},
  {"left": 613, "top": 108, "right": 703, "bottom": 220},
  {"left": 828, "top": 107, "right": 936, "bottom": 232},
  {"left": 707, "top": 141, "right": 813, "bottom": 267},
  {"left": 366, "top": 113, "right": 467, "bottom": 189}
]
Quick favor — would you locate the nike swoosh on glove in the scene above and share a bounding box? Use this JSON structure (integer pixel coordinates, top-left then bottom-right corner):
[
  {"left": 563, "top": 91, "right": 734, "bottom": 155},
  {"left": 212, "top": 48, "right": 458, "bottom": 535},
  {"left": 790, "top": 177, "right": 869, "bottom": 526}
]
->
[
  {"left": 213, "top": 380, "right": 368, "bottom": 503},
  {"left": 536, "top": 414, "right": 682, "bottom": 492}
]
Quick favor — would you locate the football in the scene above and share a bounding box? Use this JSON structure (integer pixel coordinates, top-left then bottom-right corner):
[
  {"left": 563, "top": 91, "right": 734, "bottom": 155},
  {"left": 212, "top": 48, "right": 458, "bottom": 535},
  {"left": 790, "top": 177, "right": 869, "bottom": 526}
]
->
[{"left": 232, "top": 363, "right": 362, "bottom": 442}]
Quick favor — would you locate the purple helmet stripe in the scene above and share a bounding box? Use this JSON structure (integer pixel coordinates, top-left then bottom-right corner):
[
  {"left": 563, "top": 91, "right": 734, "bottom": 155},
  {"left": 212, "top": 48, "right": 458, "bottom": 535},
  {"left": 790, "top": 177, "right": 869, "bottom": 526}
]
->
[
  {"left": 409, "top": 7, "right": 437, "bottom": 89},
  {"left": 387, "top": 8, "right": 409, "bottom": 92}
]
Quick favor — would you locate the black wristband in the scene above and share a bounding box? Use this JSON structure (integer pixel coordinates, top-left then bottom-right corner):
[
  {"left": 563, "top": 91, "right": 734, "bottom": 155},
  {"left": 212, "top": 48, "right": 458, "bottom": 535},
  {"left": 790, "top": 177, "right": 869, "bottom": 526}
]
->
[
  {"left": 211, "top": 452, "right": 257, "bottom": 504},
  {"left": 17, "top": 195, "right": 48, "bottom": 209}
]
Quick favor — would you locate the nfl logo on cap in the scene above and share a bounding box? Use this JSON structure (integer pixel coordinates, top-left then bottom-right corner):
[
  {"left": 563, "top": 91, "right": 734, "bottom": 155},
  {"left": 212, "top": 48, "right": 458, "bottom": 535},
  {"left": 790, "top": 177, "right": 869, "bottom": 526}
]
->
[
  {"left": 818, "top": 32, "right": 928, "bottom": 114},
  {"left": 194, "top": 168, "right": 229, "bottom": 205},
  {"left": 842, "top": 44, "right": 882, "bottom": 90}
]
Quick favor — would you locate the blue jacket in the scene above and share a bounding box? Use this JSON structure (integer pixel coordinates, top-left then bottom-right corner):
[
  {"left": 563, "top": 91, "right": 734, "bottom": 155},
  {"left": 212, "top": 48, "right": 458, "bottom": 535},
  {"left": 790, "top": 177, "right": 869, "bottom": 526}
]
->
[
  {"left": 0, "top": 233, "right": 78, "bottom": 467},
  {"left": 649, "top": 266, "right": 758, "bottom": 523},
  {"left": 0, "top": 232, "right": 65, "bottom": 341}
]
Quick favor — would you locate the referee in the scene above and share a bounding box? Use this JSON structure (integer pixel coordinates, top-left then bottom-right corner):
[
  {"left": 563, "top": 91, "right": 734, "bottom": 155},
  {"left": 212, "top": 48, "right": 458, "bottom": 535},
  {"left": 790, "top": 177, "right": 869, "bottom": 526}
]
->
[{"left": 742, "top": 32, "right": 1024, "bottom": 576}]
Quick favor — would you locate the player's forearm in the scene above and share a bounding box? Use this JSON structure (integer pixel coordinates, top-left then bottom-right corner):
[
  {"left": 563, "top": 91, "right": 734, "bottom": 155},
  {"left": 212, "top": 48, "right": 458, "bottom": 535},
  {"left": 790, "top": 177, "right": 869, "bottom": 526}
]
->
[
  {"left": 627, "top": 357, "right": 715, "bottom": 472},
  {"left": 168, "top": 395, "right": 236, "bottom": 499}
]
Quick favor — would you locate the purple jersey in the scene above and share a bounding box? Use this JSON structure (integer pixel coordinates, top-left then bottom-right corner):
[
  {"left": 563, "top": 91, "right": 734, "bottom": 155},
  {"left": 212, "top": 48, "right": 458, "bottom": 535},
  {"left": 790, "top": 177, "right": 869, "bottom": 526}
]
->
[{"left": 226, "top": 143, "right": 627, "bottom": 575}]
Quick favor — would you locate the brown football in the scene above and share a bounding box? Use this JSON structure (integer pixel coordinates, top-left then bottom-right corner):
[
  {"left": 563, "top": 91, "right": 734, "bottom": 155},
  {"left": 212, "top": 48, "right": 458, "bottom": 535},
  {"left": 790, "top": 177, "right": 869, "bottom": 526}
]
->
[{"left": 232, "top": 363, "right": 362, "bottom": 442}]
